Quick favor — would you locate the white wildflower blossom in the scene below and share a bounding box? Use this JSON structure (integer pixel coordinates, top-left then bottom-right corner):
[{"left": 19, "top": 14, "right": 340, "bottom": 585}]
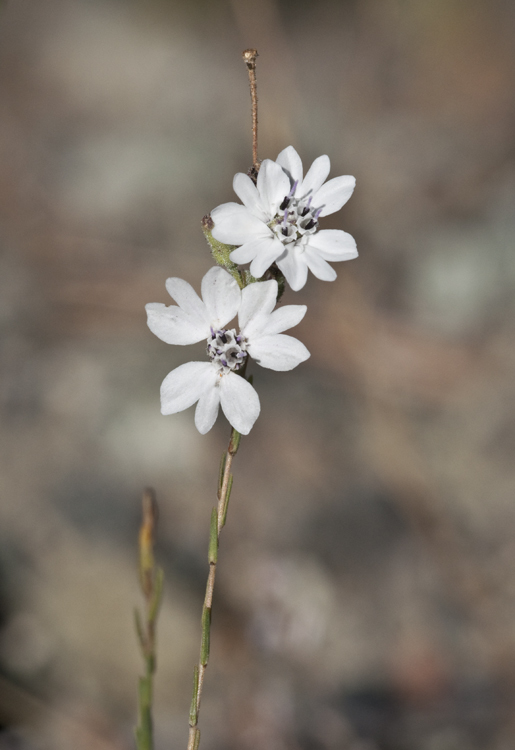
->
[
  {"left": 146, "top": 267, "right": 310, "bottom": 435},
  {"left": 210, "top": 146, "right": 358, "bottom": 291}
]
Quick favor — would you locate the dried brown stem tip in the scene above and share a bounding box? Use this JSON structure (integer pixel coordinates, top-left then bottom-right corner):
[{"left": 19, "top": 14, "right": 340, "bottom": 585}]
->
[
  {"left": 201, "top": 214, "right": 214, "bottom": 232},
  {"left": 242, "top": 49, "right": 259, "bottom": 169},
  {"left": 242, "top": 48, "right": 258, "bottom": 69}
]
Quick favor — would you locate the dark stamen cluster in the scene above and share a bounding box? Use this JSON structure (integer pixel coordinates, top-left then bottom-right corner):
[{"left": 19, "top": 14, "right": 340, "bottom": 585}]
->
[{"left": 207, "top": 328, "right": 248, "bottom": 374}]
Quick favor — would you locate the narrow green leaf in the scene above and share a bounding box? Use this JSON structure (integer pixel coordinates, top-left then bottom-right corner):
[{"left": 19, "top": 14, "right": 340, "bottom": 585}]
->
[
  {"left": 134, "top": 608, "right": 146, "bottom": 654},
  {"left": 222, "top": 474, "right": 233, "bottom": 528},
  {"left": 208, "top": 508, "right": 218, "bottom": 564},
  {"left": 200, "top": 607, "right": 211, "bottom": 666},
  {"left": 193, "top": 728, "right": 201, "bottom": 750},
  {"left": 149, "top": 567, "right": 164, "bottom": 622},
  {"left": 189, "top": 665, "right": 199, "bottom": 725},
  {"left": 218, "top": 451, "right": 227, "bottom": 492}
]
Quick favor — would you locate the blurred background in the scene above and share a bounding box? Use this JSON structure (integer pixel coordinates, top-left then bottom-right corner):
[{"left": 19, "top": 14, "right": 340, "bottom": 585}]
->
[{"left": 1, "top": 0, "right": 515, "bottom": 748}]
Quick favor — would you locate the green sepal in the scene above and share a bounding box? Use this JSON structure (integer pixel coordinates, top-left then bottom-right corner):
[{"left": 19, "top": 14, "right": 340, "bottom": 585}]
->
[
  {"left": 208, "top": 508, "right": 218, "bottom": 564},
  {"left": 244, "top": 269, "right": 258, "bottom": 285},
  {"left": 229, "top": 429, "right": 241, "bottom": 455},
  {"left": 193, "top": 728, "right": 201, "bottom": 750},
  {"left": 276, "top": 271, "right": 286, "bottom": 301},
  {"left": 200, "top": 607, "right": 211, "bottom": 666},
  {"left": 189, "top": 665, "right": 199, "bottom": 725}
]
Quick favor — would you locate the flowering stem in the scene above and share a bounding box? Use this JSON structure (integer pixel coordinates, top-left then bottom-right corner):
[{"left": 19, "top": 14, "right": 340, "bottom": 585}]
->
[
  {"left": 186, "top": 427, "right": 242, "bottom": 750},
  {"left": 242, "top": 49, "right": 259, "bottom": 170},
  {"left": 135, "top": 489, "right": 164, "bottom": 750}
]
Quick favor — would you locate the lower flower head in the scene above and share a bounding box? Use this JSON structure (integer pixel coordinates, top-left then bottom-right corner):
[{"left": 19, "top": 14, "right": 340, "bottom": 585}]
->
[{"left": 146, "top": 267, "right": 310, "bottom": 434}]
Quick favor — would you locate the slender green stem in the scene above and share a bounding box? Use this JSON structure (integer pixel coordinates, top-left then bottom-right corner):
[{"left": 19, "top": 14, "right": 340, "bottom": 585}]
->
[
  {"left": 135, "top": 489, "right": 164, "bottom": 750},
  {"left": 186, "top": 428, "right": 241, "bottom": 750}
]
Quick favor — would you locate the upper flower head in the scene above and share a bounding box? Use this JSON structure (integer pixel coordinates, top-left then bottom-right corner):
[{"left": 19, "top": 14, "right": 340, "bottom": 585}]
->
[
  {"left": 210, "top": 146, "right": 358, "bottom": 291},
  {"left": 146, "top": 267, "right": 310, "bottom": 435}
]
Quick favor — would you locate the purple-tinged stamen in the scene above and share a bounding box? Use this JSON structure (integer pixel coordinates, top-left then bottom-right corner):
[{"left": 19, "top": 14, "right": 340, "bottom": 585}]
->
[
  {"left": 221, "top": 359, "right": 227, "bottom": 367},
  {"left": 279, "top": 180, "right": 299, "bottom": 211},
  {"left": 300, "top": 196, "right": 313, "bottom": 217},
  {"left": 304, "top": 206, "right": 323, "bottom": 231},
  {"left": 210, "top": 326, "right": 215, "bottom": 338}
]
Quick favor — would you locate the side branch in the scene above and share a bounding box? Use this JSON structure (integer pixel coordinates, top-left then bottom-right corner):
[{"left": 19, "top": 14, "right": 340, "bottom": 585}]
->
[
  {"left": 187, "top": 428, "right": 242, "bottom": 750},
  {"left": 135, "top": 488, "right": 164, "bottom": 750}
]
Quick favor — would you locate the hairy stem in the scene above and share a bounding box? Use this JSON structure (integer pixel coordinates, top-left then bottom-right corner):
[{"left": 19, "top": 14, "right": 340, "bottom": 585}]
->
[{"left": 187, "top": 428, "right": 242, "bottom": 750}]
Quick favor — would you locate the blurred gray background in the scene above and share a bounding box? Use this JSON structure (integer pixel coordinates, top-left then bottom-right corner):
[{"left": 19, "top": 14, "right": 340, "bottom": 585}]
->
[{"left": 1, "top": 0, "right": 515, "bottom": 748}]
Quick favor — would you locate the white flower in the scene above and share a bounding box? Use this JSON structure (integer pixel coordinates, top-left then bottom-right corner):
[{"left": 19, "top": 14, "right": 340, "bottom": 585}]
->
[
  {"left": 210, "top": 146, "right": 358, "bottom": 291},
  {"left": 146, "top": 267, "right": 310, "bottom": 435}
]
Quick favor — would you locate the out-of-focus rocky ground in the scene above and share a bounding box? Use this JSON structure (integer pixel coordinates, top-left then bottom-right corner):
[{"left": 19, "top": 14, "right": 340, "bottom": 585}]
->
[{"left": 1, "top": 0, "right": 515, "bottom": 748}]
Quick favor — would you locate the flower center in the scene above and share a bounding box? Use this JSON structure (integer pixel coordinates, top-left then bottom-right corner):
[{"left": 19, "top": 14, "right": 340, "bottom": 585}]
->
[
  {"left": 207, "top": 328, "right": 248, "bottom": 374},
  {"left": 271, "top": 185, "right": 322, "bottom": 249}
]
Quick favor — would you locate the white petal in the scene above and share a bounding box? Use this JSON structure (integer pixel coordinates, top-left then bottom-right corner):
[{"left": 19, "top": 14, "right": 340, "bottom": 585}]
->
[
  {"left": 220, "top": 373, "right": 260, "bottom": 435},
  {"left": 306, "top": 229, "right": 358, "bottom": 260},
  {"left": 250, "top": 304, "right": 307, "bottom": 338},
  {"left": 239, "top": 279, "right": 278, "bottom": 332},
  {"left": 201, "top": 267, "right": 241, "bottom": 328},
  {"left": 195, "top": 383, "right": 221, "bottom": 434},
  {"left": 248, "top": 334, "right": 310, "bottom": 371},
  {"left": 233, "top": 173, "right": 268, "bottom": 221},
  {"left": 211, "top": 203, "right": 271, "bottom": 244},
  {"left": 165, "top": 277, "right": 209, "bottom": 324},
  {"left": 276, "top": 247, "right": 309, "bottom": 292},
  {"left": 304, "top": 248, "right": 337, "bottom": 282},
  {"left": 248, "top": 237, "right": 285, "bottom": 278},
  {"left": 313, "top": 175, "right": 356, "bottom": 217},
  {"left": 298, "top": 155, "right": 330, "bottom": 201},
  {"left": 256, "top": 159, "right": 291, "bottom": 216},
  {"left": 276, "top": 146, "right": 303, "bottom": 186},
  {"left": 146, "top": 303, "right": 208, "bottom": 345},
  {"left": 230, "top": 237, "right": 271, "bottom": 265},
  {"left": 160, "top": 362, "right": 217, "bottom": 415}
]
